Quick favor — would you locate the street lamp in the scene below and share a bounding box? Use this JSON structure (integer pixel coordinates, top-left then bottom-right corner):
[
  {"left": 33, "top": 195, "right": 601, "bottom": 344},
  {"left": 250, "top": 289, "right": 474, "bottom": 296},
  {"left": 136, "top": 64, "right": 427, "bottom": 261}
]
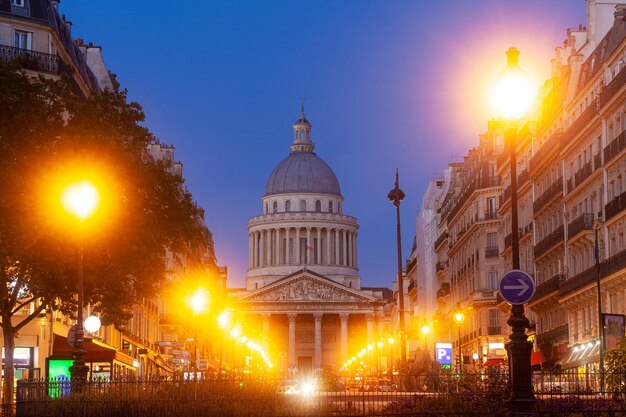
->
[
  {"left": 594, "top": 219, "right": 605, "bottom": 393},
  {"left": 494, "top": 47, "right": 536, "bottom": 412},
  {"left": 189, "top": 288, "right": 209, "bottom": 374},
  {"left": 421, "top": 325, "right": 431, "bottom": 357},
  {"left": 61, "top": 180, "right": 100, "bottom": 383},
  {"left": 388, "top": 169, "right": 407, "bottom": 364},
  {"left": 453, "top": 312, "right": 464, "bottom": 376}
]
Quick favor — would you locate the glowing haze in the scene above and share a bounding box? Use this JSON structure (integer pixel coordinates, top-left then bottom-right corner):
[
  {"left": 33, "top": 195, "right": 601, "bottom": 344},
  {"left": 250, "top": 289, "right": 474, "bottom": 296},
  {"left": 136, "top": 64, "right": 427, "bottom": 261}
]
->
[{"left": 63, "top": 1, "right": 586, "bottom": 287}]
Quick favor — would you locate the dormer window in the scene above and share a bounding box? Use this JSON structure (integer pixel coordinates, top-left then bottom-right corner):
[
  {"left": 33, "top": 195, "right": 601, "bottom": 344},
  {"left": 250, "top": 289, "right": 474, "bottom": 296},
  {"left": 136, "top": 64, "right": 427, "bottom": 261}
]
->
[{"left": 11, "top": 0, "right": 24, "bottom": 6}]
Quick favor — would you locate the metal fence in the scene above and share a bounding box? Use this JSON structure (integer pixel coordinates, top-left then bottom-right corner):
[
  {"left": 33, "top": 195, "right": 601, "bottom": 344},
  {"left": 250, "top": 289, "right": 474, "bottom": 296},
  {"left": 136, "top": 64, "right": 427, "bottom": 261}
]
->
[{"left": 13, "top": 370, "right": 626, "bottom": 417}]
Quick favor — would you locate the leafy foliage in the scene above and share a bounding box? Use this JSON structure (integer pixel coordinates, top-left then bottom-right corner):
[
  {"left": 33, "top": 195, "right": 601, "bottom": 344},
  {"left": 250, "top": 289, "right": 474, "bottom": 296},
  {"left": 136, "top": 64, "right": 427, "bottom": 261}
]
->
[{"left": 0, "top": 62, "right": 208, "bottom": 405}]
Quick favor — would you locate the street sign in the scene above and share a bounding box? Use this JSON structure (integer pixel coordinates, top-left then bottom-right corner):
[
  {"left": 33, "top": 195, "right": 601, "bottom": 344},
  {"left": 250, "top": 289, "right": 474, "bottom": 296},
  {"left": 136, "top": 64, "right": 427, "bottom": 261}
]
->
[
  {"left": 155, "top": 341, "right": 184, "bottom": 347},
  {"left": 170, "top": 349, "right": 190, "bottom": 356},
  {"left": 435, "top": 342, "right": 452, "bottom": 365},
  {"left": 499, "top": 269, "right": 535, "bottom": 305},
  {"left": 168, "top": 358, "right": 188, "bottom": 364},
  {"left": 67, "top": 325, "right": 77, "bottom": 349}
]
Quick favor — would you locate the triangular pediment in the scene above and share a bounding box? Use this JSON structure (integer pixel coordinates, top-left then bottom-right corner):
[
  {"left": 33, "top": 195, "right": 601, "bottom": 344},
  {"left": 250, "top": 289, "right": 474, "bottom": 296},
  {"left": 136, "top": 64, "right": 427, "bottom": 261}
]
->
[{"left": 240, "top": 270, "right": 379, "bottom": 303}]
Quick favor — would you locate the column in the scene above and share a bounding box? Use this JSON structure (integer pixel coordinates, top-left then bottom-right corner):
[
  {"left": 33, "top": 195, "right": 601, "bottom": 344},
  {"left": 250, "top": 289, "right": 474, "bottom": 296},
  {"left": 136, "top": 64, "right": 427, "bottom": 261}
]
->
[
  {"left": 253, "top": 232, "right": 258, "bottom": 268},
  {"left": 376, "top": 312, "right": 384, "bottom": 337},
  {"left": 306, "top": 227, "right": 312, "bottom": 264},
  {"left": 326, "top": 228, "right": 332, "bottom": 265},
  {"left": 335, "top": 229, "right": 340, "bottom": 265},
  {"left": 286, "top": 227, "right": 292, "bottom": 265},
  {"left": 316, "top": 228, "right": 322, "bottom": 264},
  {"left": 314, "top": 313, "right": 323, "bottom": 369},
  {"left": 295, "top": 227, "right": 301, "bottom": 265},
  {"left": 343, "top": 230, "right": 348, "bottom": 267},
  {"left": 262, "top": 313, "right": 271, "bottom": 350},
  {"left": 340, "top": 313, "right": 349, "bottom": 362},
  {"left": 248, "top": 233, "right": 253, "bottom": 268},
  {"left": 288, "top": 313, "right": 297, "bottom": 368},
  {"left": 366, "top": 314, "right": 375, "bottom": 343},
  {"left": 354, "top": 233, "right": 358, "bottom": 269},
  {"left": 259, "top": 231, "right": 265, "bottom": 267},
  {"left": 275, "top": 228, "right": 281, "bottom": 265},
  {"left": 266, "top": 230, "right": 272, "bottom": 266}
]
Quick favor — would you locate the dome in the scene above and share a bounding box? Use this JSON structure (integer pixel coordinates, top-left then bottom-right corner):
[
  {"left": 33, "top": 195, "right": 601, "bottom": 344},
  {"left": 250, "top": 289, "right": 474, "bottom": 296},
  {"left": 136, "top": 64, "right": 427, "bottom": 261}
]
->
[{"left": 265, "top": 152, "right": 342, "bottom": 197}]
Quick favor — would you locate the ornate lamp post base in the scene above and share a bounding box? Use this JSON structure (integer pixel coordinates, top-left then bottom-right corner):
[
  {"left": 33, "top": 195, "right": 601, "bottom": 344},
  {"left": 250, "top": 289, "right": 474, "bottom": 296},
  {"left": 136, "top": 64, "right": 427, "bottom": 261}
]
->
[{"left": 505, "top": 304, "right": 536, "bottom": 414}]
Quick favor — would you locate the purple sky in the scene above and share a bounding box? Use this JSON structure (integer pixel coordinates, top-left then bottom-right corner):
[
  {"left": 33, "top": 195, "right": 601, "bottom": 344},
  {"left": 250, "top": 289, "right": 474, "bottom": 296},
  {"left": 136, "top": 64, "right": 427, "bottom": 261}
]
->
[{"left": 63, "top": 1, "right": 586, "bottom": 288}]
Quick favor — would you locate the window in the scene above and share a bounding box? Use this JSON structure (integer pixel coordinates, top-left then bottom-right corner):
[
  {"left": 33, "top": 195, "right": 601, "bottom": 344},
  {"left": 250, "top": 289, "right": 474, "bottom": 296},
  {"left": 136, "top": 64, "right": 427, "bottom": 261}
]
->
[
  {"left": 272, "top": 201, "right": 278, "bottom": 213},
  {"left": 14, "top": 30, "right": 31, "bottom": 50},
  {"left": 11, "top": 0, "right": 24, "bottom": 6},
  {"left": 285, "top": 201, "right": 291, "bottom": 212},
  {"left": 300, "top": 200, "right": 306, "bottom": 211},
  {"left": 487, "top": 233, "right": 497, "bottom": 248},
  {"left": 328, "top": 201, "right": 333, "bottom": 213},
  {"left": 265, "top": 204, "right": 268, "bottom": 214},
  {"left": 489, "top": 310, "right": 502, "bottom": 327},
  {"left": 487, "top": 197, "right": 496, "bottom": 215},
  {"left": 315, "top": 200, "right": 321, "bottom": 212},
  {"left": 488, "top": 271, "right": 498, "bottom": 289}
]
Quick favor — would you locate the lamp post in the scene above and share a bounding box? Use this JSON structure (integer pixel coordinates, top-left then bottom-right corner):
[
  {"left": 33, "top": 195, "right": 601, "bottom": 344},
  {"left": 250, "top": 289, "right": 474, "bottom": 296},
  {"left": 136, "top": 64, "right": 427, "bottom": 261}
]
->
[
  {"left": 421, "top": 325, "right": 431, "bottom": 357},
  {"left": 189, "top": 288, "right": 209, "bottom": 375},
  {"left": 494, "top": 47, "right": 536, "bottom": 413},
  {"left": 61, "top": 180, "right": 100, "bottom": 383},
  {"left": 594, "top": 220, "right": 605, "bottom": 393},
  {"left": 453, "top": 312, "right": 464, "bottom": 376},
  {"left": 388, "top": 169, "right": 407, "bottom": 364}
]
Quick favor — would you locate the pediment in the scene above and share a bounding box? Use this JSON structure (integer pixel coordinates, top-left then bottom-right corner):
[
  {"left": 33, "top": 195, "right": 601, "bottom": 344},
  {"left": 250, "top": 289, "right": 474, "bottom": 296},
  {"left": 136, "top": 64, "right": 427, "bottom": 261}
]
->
[{"left": 240, "top": 271, "right": 378, "bottom": 303}]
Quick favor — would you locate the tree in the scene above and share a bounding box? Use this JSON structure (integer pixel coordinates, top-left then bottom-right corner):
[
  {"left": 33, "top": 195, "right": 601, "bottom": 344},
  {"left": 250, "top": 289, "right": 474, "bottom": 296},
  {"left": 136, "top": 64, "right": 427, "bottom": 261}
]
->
[
  {"left": 604, "top": 336, "right": 626, "bottom": 397},
  {"left": 0, "top": 62, "right": 207, "bottom": 408}
]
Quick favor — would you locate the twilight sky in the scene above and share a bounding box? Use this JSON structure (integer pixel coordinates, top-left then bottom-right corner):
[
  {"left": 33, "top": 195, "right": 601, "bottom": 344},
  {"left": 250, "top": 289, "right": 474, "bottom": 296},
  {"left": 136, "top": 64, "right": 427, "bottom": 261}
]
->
[{"left": 63, "top": 1, "right": 586, "bottom": 288}]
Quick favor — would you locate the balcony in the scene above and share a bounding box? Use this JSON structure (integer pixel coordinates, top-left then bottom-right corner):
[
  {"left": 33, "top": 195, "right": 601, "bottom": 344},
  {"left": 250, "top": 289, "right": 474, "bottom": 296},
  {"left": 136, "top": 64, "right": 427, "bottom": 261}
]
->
[
  {"left": 605, "top": 189, "right": 626, "bottom": 222},
  {"left": 530, "top": 131, "right": 561, "bottom": 172},
  {"left": 532, "top": 274, "right": 564, "bottom": 301},
  {"left": 436, "top": 261, "right": 448, "bottom": 272},
  {"left": 0, "top": 44, "right": 60, "bottom": 75},
  {"left": 504, "top": 233, "right": 512, "bottom": 250},
  {"left": 484, "top": 210, "right": 498, "bottom": 221},
  {"left": 533, "top": 177, "right": 563, "bottom": 213},
  {"left": 436, "top": 282, "right": 450, "bottom": 299},
  {"left": 487, "top": 326, "right": 503, "bottom": 335},
  {"left": 536, "top": 324, "right": 569, "bottom": 346},
  {"left": 485, "top": 246, "right": 499, "bottom": 258},
  {"left": 567, "top": 213, "right": 594, "bottom": 239},
  {"left": 558, "top": 249, "right": 626, "bottom": 296},
  {"left": 407, "top": 280, "right": 416, "bottom": 293},
  {"left": 600, "top": 64, "right": 626, "bottom": 108},
  {"left": 559, "top": 103, "right": 598, "bottom": 149},
  {"left": 499, "top": 186, "right": 511, "bottom": 207},
  {"left": 434, "top": 231, "right": 449, "bottom": 250},
  {"left": 533, "top": 225, "right": 564, "bottom": 258},
  {"left": 604, "top": 130, "right": 626, "bottom": 165},
  {"left": 517, "top": 169, "right": 529, "bottom": 187},
  {"left": 447, "top": 177, "right": 501, "bottom": 222},
  {"left": 593, "top": 152, "right": 602, "bottom": 171}
]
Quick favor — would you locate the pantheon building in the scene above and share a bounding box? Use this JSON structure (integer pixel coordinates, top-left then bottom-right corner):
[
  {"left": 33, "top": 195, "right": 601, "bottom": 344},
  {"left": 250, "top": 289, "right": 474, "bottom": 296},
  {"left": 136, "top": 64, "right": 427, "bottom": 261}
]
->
[{"left": 232, "top": 108, "right": 388, "bottom": 373}]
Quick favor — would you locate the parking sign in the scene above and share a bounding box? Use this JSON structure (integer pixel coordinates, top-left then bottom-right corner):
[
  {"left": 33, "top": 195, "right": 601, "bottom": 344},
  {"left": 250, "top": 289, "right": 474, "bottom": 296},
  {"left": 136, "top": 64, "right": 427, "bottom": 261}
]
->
[{"left": 435, "top": 342, "right": 452, "bottom": 365}]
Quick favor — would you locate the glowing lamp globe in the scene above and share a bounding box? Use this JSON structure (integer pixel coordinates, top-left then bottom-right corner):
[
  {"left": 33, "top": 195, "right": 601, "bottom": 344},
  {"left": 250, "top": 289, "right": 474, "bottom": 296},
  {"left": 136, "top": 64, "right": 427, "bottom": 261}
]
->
[
  {"left": 61, "top": 180, "right": 100, "bottom": 221},
  {"left": 84, "top": 315, "right": 102, "bottom": 333},
  {"left": 454, "top": 312, "right": 465, "bottom": 325},
  {"left": 494, "top": 47, "right": 533, "bottom": 120}
]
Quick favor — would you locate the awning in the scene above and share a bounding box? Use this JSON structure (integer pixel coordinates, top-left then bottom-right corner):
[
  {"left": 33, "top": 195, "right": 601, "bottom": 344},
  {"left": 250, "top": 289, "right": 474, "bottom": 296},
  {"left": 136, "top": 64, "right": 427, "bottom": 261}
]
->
[
  {"left": 559, "top": 342, "right": 600, "bottom": 369},
  {"left": 531, "top": 350, "right": 546, "bottom": 366},
  {"left": 484, "top": 358, "right": 505, "bottom": 367},
  {"left": 52, "top": 335, "right": 135, "bottom": 368}
]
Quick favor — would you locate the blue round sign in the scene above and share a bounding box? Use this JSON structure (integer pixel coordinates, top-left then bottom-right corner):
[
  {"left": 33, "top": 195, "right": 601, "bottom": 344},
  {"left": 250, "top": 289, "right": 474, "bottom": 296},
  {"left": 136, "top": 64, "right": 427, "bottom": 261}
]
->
[{"left": 499, "top": 270, "right": 535, "bottom": 305}]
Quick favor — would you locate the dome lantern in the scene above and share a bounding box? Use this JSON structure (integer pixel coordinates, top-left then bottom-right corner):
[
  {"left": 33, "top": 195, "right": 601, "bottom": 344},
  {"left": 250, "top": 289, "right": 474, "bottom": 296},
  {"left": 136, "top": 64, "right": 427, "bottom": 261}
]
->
[{"left": 291, "top": 104, "right": 314, "bottom": 152}]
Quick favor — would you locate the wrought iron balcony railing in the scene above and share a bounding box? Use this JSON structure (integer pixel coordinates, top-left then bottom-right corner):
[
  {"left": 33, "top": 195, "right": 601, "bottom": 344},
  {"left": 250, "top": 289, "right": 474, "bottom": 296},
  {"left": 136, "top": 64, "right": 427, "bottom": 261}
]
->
[
  {"left": 604, "top": 130, "right": 626, "bottom": 165},
  {"left": 436, "top": 261, "right": 448, "bottom": 273},
  {"left": 0, "top": 44, "right": 60, "bottom": 74},
  {"left": 434, "top": 231, "right": 448, "bottom": 250},
  {"left": 530, "top": 130, "right": 561, "bottom": 172},
  {"left": 533, "top": 177, "right": 563, "bottom": 213},
  {"left": 567, "top": 213, "right": 594, "bottom": 239},
  {"left": 533, "top": 225, "right": 564, "bottom": 258},
  {"left": 532, "top": 274, "right": 564, "bottom": 301},
  {"left": 605, "top": 189, "right": 626, "bottom": 222},
  {"left": 487, "top": 326, "right": 502, "bottom": 335},
  {"left": 600, "top": 64, "right": 626, "bottom": 108},
  {"left": 559, "top": 249, "right": 626, "bottom": 296},
  {"left": 536, "top": 324, "right": 569, "bottom": 346},
  {"left": 560, "top": 103, "right": 598, "bottom": 149},
  {"left": 485, "top": 246, "right": 499, "bottom": 258}
]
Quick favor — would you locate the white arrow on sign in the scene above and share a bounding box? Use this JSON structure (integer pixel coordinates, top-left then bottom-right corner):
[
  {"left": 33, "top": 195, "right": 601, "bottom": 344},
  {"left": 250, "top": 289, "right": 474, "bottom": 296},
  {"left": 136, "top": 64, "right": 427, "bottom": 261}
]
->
[{"left": 503, "top": 278, "right": 530, "bottom": 296}]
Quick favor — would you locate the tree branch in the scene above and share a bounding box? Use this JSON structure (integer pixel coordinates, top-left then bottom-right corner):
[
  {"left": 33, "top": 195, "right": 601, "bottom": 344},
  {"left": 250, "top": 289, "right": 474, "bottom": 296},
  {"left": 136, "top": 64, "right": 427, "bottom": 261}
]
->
[
  {"left": 13, "top": 302, "right": 46, "bottom": 334},
  {"left": 10, "top": 297, "right": 37, "bottom": 316}
]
